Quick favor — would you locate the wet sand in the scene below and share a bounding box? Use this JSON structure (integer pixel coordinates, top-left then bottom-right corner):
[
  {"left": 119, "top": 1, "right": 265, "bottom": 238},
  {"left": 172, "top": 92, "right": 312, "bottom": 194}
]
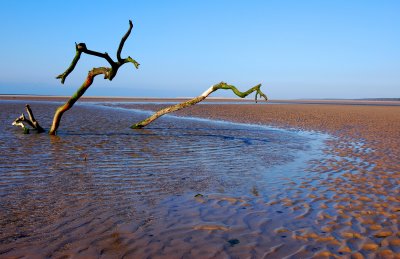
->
[
  {"left": 104, "top": 101, "right": 400, "bottom": 258},
  {"left": 1, "top": 98, "right": 400, "bottom": 258}
]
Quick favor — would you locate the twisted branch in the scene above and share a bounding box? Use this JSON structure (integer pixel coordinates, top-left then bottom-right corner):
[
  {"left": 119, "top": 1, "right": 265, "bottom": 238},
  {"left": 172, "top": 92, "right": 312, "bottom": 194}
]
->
[
  {"left": 11, "top": 20, "right": 268, "bottom": 135},
  {"left": 131, "top": 82, "right": 268, "bottom": 129},
  {"left": 49, "top": 20, "right": 139, "bottom": 135}
]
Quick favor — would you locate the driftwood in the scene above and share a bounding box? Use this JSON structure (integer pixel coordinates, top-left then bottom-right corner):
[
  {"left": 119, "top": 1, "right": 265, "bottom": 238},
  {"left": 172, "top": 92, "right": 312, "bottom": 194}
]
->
[
  {"left": 12, "top": 105, "right": 45, "bottom": 134},
  {"left": 50, "top": 20, "right": 139, "bottom": 135},
  {"left": 12, "top": 20, "right": 269, "bottom": 134},
  {"left": 12, "top": 20, "right": 139, "bottom": 135},
  {"left": 131, "top": 82, "right": 268, "bottom": 129}
]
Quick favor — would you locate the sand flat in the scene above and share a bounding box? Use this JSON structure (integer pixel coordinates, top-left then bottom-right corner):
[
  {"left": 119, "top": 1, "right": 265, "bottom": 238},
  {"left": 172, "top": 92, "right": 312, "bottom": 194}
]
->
[
  {"left": 1, "top": 98, "right": 399, "bottom": 258},
  {"left": 103, "top": 100, "right": 400, "bottom": 257}
]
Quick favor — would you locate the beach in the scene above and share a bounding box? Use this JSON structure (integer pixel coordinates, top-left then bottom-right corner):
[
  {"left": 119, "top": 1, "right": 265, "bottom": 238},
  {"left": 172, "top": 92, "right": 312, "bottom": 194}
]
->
[{"left": 0, "top": 97, "right": 399, "bottom": 258}]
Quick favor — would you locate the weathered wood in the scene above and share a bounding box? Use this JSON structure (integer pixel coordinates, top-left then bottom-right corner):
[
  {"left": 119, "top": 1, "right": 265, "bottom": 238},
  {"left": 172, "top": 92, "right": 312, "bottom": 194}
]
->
[
  {"left": 50, "top": 67, "right": 111, "bottom": 134},
  {"left": 49, "top": 20, "right": 139, "bottom": 135},
  {"left": 11, "top": 20, "right": 269, "bottom": 135},
  {"left": 131, "top": 82, "right": 268, "bottom": 129},
  {"left": 11, "top": 105, "right": 45, "bottom": 133},
  {"left": 12, "top": 114, "right": 30, "bottom": 134},
  {"left": 25, "top": 104, "right": 45, "bottom": 133}
]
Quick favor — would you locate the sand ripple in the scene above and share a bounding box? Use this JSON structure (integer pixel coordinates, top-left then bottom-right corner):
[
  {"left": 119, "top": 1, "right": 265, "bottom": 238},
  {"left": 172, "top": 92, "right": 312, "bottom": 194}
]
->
[
  {"left": 0, "top": 101, "right": 326, "bottom": 258},
  {"left": 1, "top": 101, "right": 399, "bottom": 258}
]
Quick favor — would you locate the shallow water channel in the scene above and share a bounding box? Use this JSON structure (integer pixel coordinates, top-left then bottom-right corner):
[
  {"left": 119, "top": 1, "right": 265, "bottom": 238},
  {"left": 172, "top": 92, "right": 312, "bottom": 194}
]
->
[{"left": 0, "top": 101, "right": 328, "bottom": 258}]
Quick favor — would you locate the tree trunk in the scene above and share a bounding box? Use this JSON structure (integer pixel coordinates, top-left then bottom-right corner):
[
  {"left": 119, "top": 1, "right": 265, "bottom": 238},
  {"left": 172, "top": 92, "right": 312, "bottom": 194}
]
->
[{"left": 49, "top": 67, "right": 110, "bottom": 135}]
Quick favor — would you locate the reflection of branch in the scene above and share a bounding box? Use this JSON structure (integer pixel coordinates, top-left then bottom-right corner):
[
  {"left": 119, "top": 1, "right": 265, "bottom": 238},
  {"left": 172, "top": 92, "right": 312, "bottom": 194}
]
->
[
  {"left": 49, "top": 20, "right": 139, "bottom": 135},
  {"left": 12, "top": 105, "right": 45, "bottom": 133},
  {"left": 132, "top": 82, "right": 268, "bottom": 129}
]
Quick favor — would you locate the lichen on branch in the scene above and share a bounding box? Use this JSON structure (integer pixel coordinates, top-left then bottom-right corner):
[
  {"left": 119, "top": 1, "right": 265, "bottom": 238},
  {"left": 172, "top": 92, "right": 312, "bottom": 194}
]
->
[
  {"left": 11, "top": 20, "right": 269, "bottom": 136},
  {"left": 131, "top": 82, "right": 268, "bottom": 129},
  {"left": 49, "top": 20, "right": 140, "bottom": 135}
]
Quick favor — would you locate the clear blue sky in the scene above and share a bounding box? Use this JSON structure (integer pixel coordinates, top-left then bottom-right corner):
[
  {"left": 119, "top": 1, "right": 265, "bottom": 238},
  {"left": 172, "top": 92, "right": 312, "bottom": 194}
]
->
[{"left": 1, "top": 1, "right": 399, "bottom": 99}]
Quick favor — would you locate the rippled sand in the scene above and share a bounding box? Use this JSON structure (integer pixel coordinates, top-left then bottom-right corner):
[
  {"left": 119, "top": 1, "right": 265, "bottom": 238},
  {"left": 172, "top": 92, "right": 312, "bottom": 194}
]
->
[
  {"left": 1, "top": 99, "right": 399, "bottom": 258},
  {"left": 116, "top": 101, "right": 400, "bottom": 258}
]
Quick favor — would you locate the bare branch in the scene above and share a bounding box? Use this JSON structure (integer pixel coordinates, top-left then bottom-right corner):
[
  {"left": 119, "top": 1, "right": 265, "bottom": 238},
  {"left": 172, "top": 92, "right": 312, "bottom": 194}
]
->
[
  {"left": 49, "top": 67, "right": 111, "bottom": 135},
  {"left": 132, "top": 82, "right": 268, "bottom": 129},
  {"left": 12, "top": 105, "right": 44, "bottom": 133},
  {"left": 81, "top": 47, "right": 115, "bottom": 67},
  {"left": 50, "top": 20, "right": 139, "bottom": 134},
  {"left": 213, "top": 82, "right": 268, "bottom": 101},
  {"left": 56, "top": 44, "right": 82, "bottom": 84},
  {"left": 56, "top": 20, "right": 136, "bottom": 85},
  {"left": 25, "top": 105, "right": 45, "bottom": 133},
  {"left": 123, "top": 56, "right": 140, "bottom": 69},
  {"left": 25, "top": 104, "right": 36, "bottom": 123},
  {"left": 12, "top": 114, "right": 29, "bottom": 129},
  {"left": 117, "top": 20, "right": 133, "bottom": 62}
]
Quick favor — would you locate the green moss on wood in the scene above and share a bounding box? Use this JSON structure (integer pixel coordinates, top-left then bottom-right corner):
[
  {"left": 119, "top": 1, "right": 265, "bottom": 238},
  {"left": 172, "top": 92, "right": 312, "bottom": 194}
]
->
[{"left": 132, "top": 82, "right": 267, "bottom": 129}]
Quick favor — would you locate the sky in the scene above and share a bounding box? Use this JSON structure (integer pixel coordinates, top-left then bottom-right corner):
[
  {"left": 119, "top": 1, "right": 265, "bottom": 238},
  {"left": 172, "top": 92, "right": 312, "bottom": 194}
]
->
[{"left": 0, "top": 1, "right": 399, "bottom": 99}]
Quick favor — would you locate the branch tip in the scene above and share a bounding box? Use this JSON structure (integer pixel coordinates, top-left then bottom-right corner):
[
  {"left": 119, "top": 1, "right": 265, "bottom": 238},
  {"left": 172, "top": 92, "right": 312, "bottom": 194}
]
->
[
  {"left": 125, "top": 56, "right": 140, "bottom": 69},
  {"left": 117, "top": 20, "right": 134, "bottom": 62}
]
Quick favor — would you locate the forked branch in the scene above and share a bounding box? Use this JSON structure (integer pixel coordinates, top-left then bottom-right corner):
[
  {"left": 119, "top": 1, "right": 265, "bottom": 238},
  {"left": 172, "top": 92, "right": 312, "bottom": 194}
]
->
[
  {"left": 11, "top": 20, "right": 269, "bottom": 135},
  {"left": 131, "top": 82, "right": 268, "bottom": 129},
  {"left": 12, "top": 105, "right": 45, "bottom": 133},
  {"left": 49, "top": 20, "right": 140, "bottom": 135}
]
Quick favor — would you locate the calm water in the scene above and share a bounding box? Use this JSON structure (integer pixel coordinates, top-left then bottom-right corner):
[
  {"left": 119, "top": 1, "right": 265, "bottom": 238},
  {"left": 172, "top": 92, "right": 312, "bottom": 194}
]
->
[{"left": 0, "top": 101, "right": 327, "bottom": 257}]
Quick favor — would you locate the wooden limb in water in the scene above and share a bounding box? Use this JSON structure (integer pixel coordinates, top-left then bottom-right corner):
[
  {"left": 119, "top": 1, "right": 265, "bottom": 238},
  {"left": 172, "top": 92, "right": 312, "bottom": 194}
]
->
[
  {"left": 12, "top": 105, "right": 45, "bottom": 133},
  {"left": 25, "top": 104, "right": 45, "bottom": 132},
  {"left": 49, "top": 67, "right": 110, "bottom": 135},
  {"left": 12, "top": 114, "right": 30, "bottom": 134},
  {"left": 49, "top": 20, "right": 139, "bottom": 135},
  {"left": 131, "top": 82, "right": 268, "bottom": 129}
]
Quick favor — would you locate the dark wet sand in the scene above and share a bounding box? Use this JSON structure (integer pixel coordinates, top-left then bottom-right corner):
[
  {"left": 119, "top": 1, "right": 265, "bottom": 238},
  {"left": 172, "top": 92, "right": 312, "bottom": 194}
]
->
[
  {"left": 105, "top": 101, "right": 400, "bottom": 258},
  {"left": 1, "top": 98, "right": 400, "bottom": 258}
]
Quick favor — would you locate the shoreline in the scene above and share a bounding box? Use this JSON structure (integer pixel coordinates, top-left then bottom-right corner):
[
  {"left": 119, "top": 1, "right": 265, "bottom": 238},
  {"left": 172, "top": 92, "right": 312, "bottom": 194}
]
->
[
  {"left": 1, "top": 95, "right": 400, "bottom": 106},
  {"left": 100, "top": 102, "right": 400, "bottom": 139}
]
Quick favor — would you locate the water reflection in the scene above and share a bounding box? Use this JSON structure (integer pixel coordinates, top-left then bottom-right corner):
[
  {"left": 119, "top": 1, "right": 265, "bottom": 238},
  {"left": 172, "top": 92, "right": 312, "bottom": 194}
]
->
[{"left": 0, "top": 101, "right": 325, "bottom": 257}]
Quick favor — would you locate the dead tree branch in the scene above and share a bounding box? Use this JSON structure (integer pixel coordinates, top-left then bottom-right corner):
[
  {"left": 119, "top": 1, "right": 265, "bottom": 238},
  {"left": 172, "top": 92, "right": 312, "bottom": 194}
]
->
[
  {"left": 131, "top": 82, "right": 268, "bottom": 129},
  {"left": 12, "top": 105, "right": 45, "bottom": 133},
  {"left": 11, "top": 20, "right": 269, "bottom": 135},
  {"left": 49, "top": 20, "right": 139, "bottom": 135}
]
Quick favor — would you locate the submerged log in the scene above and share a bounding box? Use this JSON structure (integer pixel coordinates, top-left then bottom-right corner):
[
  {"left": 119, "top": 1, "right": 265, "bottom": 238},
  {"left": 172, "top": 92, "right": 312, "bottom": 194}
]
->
[{"left": 131, "top": 82, "right": 268, "bottom": 129}]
